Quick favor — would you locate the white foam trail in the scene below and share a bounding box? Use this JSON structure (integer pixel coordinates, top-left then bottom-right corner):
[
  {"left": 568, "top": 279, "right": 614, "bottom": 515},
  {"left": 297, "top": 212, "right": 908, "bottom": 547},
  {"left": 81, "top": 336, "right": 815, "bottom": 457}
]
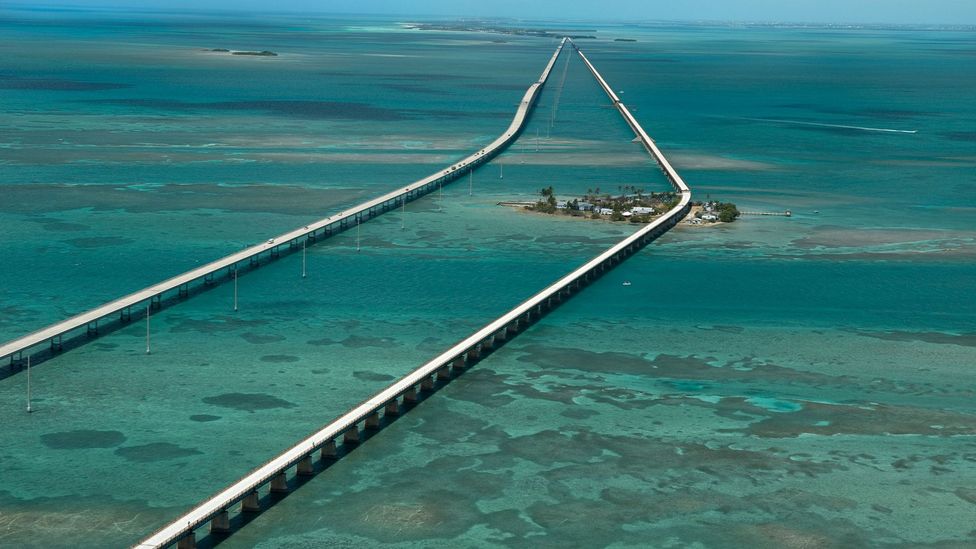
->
[{"left": 742, "top": 117, "right": 917, "bottom": 134}]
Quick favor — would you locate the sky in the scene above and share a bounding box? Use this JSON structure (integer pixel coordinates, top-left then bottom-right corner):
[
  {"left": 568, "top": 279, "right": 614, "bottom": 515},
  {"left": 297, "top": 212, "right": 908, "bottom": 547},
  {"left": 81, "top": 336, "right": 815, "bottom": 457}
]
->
[{"left": 16, "top": 0, "right": 976, "bottom": 24}]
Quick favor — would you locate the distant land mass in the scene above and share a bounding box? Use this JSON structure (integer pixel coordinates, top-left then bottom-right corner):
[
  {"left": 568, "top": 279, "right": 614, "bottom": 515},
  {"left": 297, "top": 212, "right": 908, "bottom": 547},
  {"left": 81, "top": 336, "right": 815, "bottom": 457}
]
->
[{"left": 407, "top": 21, "right": 596, "bottom": 39}]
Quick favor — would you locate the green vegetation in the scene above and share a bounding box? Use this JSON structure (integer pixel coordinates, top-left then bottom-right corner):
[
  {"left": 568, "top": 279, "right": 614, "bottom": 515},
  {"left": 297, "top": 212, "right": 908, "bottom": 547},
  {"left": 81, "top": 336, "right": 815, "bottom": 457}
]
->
[
  {"left": 717, "top": 202, "right": 740, "bottom": 222},
  {"left": 532, "top": 186, "right": 557, "bottom": 214}
]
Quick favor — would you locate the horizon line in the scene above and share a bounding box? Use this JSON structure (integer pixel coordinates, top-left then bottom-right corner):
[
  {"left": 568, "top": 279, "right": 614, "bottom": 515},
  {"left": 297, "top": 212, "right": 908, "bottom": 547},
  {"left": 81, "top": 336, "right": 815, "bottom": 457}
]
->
[{"left": 4, "top": 3, "right": 976, "bottom": 28}]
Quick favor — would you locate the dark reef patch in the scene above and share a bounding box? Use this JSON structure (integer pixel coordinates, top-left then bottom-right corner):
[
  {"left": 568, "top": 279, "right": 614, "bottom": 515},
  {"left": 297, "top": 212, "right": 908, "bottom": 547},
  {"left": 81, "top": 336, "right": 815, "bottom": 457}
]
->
[
  {"left": 114, "top": 442, "right": 202, "bottom": 462},
  {"left": 189, "top": 414, "right": 221, "bottom": 422},
  {"left": 202, "top": 392, "right": 297, "bottom": 412},
  {"left": 353, "top": 371, "right": 396, "bottom": 382},
  {"left": 40, "top": 430, "right": 126, "bottom": 450}
]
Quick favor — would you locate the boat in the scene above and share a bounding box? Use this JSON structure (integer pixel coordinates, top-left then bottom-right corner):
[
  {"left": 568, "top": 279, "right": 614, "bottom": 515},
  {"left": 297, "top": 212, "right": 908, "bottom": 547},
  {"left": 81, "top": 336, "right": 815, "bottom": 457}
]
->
[{"left": 622, "top": 281, "right": 632, "bottom": 286}]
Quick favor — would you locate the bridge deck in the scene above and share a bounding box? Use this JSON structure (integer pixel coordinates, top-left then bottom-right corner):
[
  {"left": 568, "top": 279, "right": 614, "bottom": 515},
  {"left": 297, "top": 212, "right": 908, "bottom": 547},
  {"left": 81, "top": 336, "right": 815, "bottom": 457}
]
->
[{"left": 135, "top": 39, "right": 690, "bottom": 549}]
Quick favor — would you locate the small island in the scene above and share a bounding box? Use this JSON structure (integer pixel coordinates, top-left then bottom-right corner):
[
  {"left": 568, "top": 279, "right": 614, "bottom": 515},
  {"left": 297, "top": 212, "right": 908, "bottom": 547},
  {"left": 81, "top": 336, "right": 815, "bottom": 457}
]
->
[
  {"left": 513, "top": 186, "right": 739, "bottom": 225},
  {"left": 687, "top": 200, "right": 741, "bottom": 224},
  {"left": 614, "top": 38, "right": 638, "bottom": 42}
]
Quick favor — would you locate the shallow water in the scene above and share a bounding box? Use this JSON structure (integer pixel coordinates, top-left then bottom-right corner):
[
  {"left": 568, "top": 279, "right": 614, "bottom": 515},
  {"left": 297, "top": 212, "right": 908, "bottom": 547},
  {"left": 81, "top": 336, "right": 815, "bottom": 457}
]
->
[{"left": 1, "top": 8, "right": 974, "bottom": 548}]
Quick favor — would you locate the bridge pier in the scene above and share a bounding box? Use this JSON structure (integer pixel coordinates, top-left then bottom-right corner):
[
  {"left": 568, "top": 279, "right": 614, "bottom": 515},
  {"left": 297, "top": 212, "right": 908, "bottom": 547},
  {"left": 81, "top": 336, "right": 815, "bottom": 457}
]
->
[
  {"left": 343, "top": 426, "right": 360, "bottom": 445},
  {"left": 177, "top": 532, "right": 196, "bottom": 549},
  {"left": 450, "top": 356, "right": 465, "bottom": 375},
  {"left": 297, "top": 455, "right": 314, "bottom": 477},
  {"left": 270, "top": 472, "right": 288, "bottom": 494},
  {"left": 178, "top": 283, "right": 189, "bottom": 298},
  {"left": 151, "top": 294, "right": 161, "bottom": 310},
  {"left": 320, "top": 439, "right": 336, "bottom": 460},
  {"left": 365, "top": 411, "right": 380, "bottom": 430},
  {"left": 210, "top": 510, "right": 230, "bottom": 534},
  {"left": 242, "top": 491, "right": 260, "bottom": 513},
  {"left": 50, "top": 335, "right": 62, "bottom": 352},
  {"left": 120, "top": 307, "right": 131, "bottom": 322},
  {"left": 466, "top": 346, "right": 481, "bottom": 362},
  {"left": 86, "top": 321, "right": 98, "bottom": 337},
  {"left": 404, "top": 386, "right": 418, "bottom": 403},
  {"left": 421, "top": 375, "right": 435, "bottom": 391},
  {"left": 436, "top": 365, "right": 451, "bottom": 383},
  {"left": 204, "top": 273, "right": 214, "bottom": 285},
  {"left": 385, "top": 399, "right": 400, "bottom": 417}
]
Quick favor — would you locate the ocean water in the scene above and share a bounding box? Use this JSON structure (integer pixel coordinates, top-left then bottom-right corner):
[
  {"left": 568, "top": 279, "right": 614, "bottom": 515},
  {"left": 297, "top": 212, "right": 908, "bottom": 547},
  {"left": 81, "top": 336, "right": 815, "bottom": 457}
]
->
[{"left": 1, "top": 8, "right": 974, "bottom": 548}]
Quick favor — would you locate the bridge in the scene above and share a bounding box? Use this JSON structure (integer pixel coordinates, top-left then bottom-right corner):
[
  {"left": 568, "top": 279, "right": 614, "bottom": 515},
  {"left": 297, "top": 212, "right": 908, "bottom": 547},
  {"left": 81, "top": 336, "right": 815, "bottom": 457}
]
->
[
  {"left": 135, "top": 39, "right": 691, "bottom": 549},
  {"left": 0, "top": 40, "right": 568, "bottom": 375}
]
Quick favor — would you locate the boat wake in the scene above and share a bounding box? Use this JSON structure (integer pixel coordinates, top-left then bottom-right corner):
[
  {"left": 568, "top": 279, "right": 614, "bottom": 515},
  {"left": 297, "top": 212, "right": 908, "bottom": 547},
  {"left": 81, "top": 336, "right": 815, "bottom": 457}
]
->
[{"left": 742, "top": 117, "right": 917, "bottom": 134}]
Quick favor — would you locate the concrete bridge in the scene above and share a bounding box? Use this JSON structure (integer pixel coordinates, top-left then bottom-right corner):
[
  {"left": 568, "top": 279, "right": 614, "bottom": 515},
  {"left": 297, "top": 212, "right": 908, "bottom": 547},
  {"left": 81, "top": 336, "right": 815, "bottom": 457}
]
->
[
  {"left": 135, "top": 39, "right": 691, "bottom": 549},
  {"left": 0, "top": 39, "right": 568, "bottom": 376}
]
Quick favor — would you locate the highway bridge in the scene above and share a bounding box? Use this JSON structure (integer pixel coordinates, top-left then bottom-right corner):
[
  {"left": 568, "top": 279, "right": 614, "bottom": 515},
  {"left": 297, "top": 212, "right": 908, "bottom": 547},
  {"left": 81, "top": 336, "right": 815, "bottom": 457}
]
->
[
  {"left": 135, "top": 39, "right": 691, "bottom": 549},
  {"left": 0, "top": 40, "right": 568, "bottom": 375}
]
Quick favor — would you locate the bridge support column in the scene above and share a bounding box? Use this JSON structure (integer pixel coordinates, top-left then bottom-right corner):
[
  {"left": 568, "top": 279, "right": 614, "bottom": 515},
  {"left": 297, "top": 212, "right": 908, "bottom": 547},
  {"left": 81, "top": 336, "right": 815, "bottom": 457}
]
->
[
  {"left": 205, "top": 273, "right": 214, "bottom": 285},
  {"left": 495, "top": 328, "right": 507, "bottom": 343},
  {"left": 404, "top": 386, "right": 418, "bottom": 403},
  {"left": 178, "top": 283, "right": 188, "bottom": 298},
  {"left": 436, "top": 365, "right": 451, "bottom": 383},
  {"left": 385, "top": 399, "right": 400, "bottom": 417},
  {"left": 151, "top": 294, "right": 161, "bottom": 310},
  {"left": 210, "top": 510, "right": 230, "bottom": 534},
  {"left": 421, "top": 375, "right": 434, "bottom": 391},
  {"left": 466, "top": 346, "right": 480, "bottom": 362},
  {"left": 177, "top": 532, "right": 196, "bottom": 549},
  {"left": 320, "top": 439, "right": 336, "bottom": 460},
  {"left": 50, "top": 335, "right": 62, "bottom": 352},
  {"left": 343, "top": 426, "right": 360, "bottom": 445},
  {"left": 297, "top": 455, "right": 314, "bottom": 476},
  {"left": 270, "top": 472, "right": 288, "bottom": 494},
  {"left": 365, "top": 411, "right": 380, "bottom": 430},
  {"left": 242, "top": 491, "right": 260, "bottom": 513},
  {"left": 87, "top": 321, "right": 98, "bottom": 337},
  {"left": 120, "top": 307, "right": 131, "bottom": 322},
  {"left": 451, "top": 356, "right": 465, "bottom": 374}
]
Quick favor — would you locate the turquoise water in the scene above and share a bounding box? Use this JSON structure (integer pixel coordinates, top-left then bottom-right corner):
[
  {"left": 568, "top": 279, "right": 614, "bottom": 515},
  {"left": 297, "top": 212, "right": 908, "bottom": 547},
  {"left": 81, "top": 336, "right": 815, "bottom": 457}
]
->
[{"left": 1, "top": 8, "right": 975, "bottom": 548}]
